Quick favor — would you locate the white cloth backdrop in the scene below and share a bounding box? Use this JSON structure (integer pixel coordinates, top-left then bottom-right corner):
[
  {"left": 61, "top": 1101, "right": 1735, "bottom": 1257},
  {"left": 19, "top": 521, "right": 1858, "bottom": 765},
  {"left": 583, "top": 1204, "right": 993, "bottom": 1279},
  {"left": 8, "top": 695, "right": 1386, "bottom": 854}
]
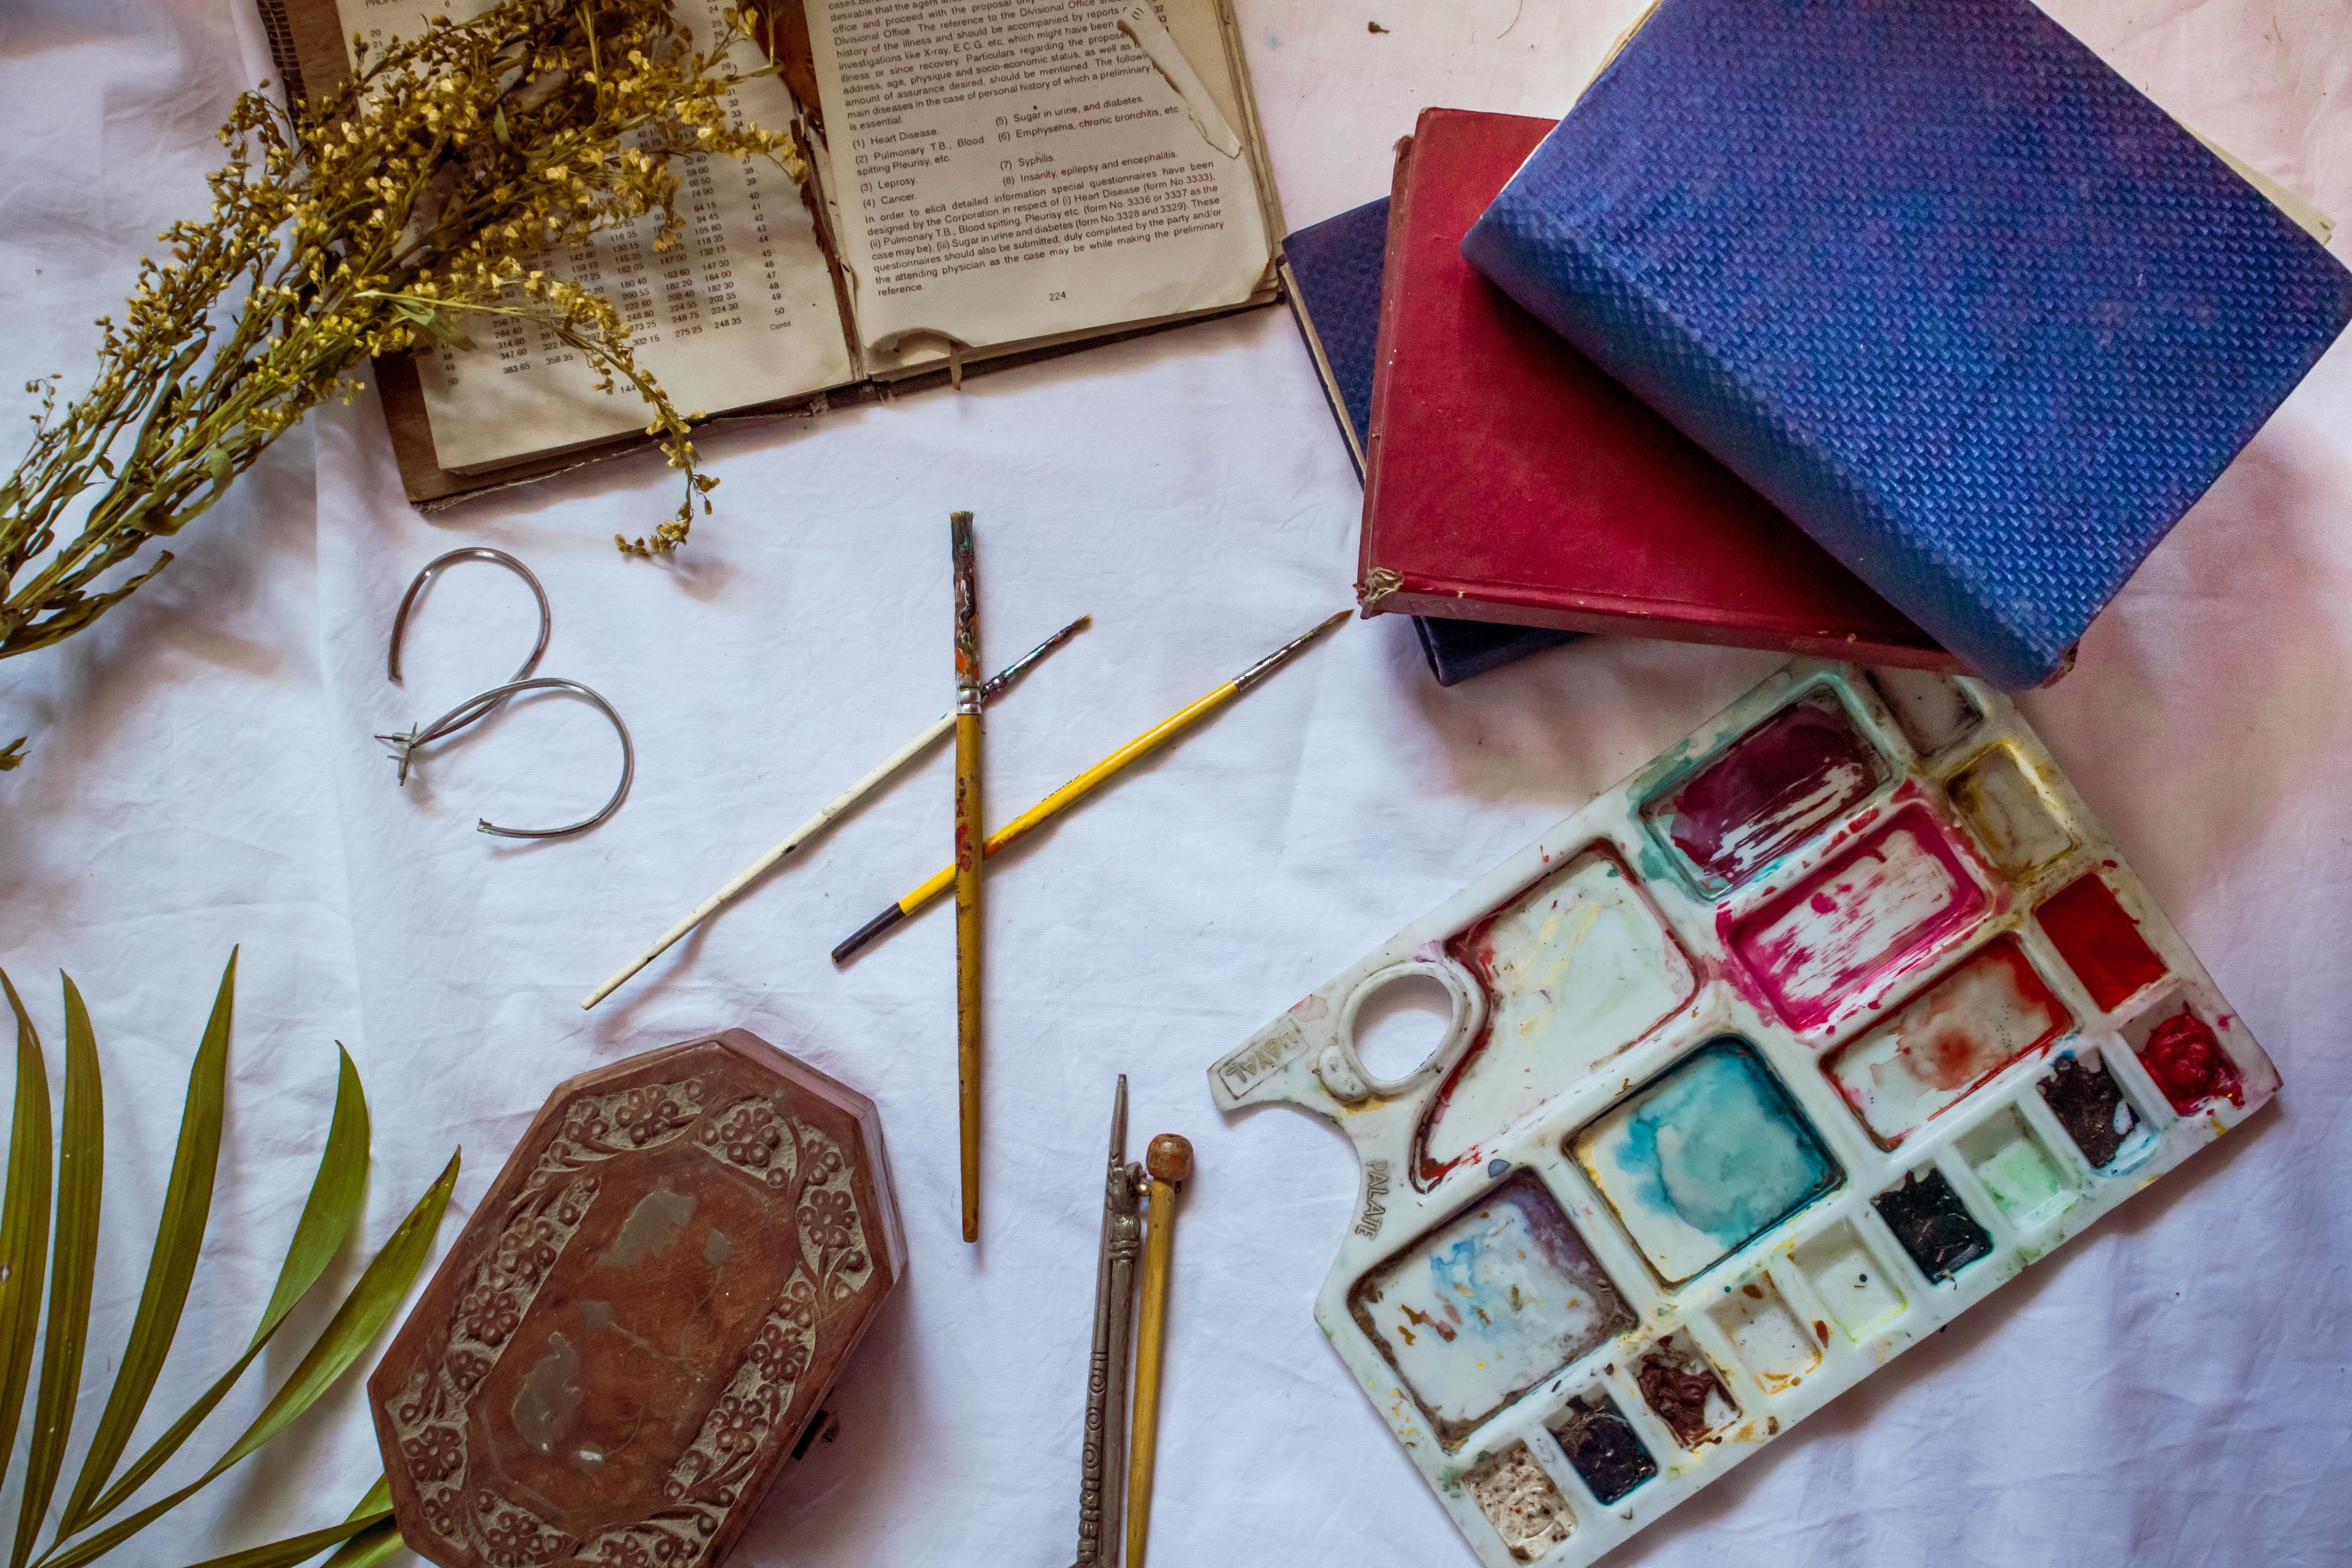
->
[{"left": 2, "top": 1, "right": 2348, "bottom": 1563}]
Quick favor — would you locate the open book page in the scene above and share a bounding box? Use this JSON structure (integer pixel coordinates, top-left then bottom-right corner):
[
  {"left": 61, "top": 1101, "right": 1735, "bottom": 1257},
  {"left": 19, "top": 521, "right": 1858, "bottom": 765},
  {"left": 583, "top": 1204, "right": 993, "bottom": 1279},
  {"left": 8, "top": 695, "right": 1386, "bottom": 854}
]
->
[
  {"left": 333, "top": 0, "right": 856, "bottom": 473},
  {"left": 804, "top": 0, "right": 1275, "bottom": 374}
]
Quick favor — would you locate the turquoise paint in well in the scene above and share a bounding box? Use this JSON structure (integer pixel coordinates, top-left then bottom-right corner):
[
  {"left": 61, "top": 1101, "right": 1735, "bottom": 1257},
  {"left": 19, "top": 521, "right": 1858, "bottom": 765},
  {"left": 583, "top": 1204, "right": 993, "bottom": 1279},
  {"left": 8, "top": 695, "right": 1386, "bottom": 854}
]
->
[
  {"left": 1604, "top": 1041, "right": 1839, "bottom": 1273},
  {"left": 1616, "top": 1043, "right": 1830, "bottom": 1242}
]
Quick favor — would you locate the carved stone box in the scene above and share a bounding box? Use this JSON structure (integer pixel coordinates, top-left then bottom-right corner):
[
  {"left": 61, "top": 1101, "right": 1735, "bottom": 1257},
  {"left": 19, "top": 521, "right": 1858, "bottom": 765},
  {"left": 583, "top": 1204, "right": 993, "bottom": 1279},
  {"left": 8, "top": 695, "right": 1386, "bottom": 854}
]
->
[{"left": 368, "top": 1030, "right": 904, "bottom": 1568}]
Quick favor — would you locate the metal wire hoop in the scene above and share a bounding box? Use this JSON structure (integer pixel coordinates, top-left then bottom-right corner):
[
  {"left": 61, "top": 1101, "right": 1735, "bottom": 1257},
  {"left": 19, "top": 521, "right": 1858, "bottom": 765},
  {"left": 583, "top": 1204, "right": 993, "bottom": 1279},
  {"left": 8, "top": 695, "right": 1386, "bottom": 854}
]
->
[
  {"left": 380, "top": 677, "right": 636, "bottom": 839},
  {"left": 385, "top": 548, "right": 553, "bottom": 747}
]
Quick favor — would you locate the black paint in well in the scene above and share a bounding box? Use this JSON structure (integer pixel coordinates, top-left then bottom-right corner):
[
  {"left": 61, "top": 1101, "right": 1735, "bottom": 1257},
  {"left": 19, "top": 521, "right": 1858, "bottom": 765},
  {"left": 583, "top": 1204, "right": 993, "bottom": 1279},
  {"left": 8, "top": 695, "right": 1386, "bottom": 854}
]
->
[
  {"left": 1872, "top": 1168, "right": 1992, "bottom": 1282},
  {"left": 1548, "top": 1392, "right": 1657, "bottom": 1504}
]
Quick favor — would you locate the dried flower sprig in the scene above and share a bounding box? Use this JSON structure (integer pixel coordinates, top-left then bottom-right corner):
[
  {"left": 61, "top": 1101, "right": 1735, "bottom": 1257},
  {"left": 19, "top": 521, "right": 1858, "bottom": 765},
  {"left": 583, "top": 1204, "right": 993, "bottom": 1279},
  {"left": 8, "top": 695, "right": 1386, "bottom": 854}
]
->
[{"left": 0, "top": 0, "right": 794, "bottom": 738}]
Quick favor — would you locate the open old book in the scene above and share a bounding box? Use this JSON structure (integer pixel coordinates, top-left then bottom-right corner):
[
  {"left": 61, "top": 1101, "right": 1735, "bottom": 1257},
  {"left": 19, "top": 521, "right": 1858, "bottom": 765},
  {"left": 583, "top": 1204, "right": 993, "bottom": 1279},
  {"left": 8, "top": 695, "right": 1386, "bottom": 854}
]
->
[{"left": 260, "top": 0, "right": 1286, "bottom": 505}]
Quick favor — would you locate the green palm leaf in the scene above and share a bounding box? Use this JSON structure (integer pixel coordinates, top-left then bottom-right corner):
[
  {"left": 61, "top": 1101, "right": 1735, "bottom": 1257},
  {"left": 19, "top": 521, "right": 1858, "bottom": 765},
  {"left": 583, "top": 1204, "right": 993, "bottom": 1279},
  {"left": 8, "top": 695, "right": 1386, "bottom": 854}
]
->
[
  {"left": 175, "top": 1509, "right": 393, "bottom": 1568},
  {"left": 314, "top": 1478, "right": 399, "bottom": 1568},
  {"left": 58, "top": 952, "right": 238, "bottom": 1536},
  {"left": 0, "top": 970, "right": 55, "bottom": 1491},
  {"left": 307, "top": 1518, "right": 402, "bottom": 1568},
  {"left": 10, "top": 975, "right": 105, "bottom": 1568},
  {"left": 78, "top": 1046, "right": 371, "bottom": 1526},
  {"left": 42, "top": 1151, "right": 461, "bottom": 1568}
]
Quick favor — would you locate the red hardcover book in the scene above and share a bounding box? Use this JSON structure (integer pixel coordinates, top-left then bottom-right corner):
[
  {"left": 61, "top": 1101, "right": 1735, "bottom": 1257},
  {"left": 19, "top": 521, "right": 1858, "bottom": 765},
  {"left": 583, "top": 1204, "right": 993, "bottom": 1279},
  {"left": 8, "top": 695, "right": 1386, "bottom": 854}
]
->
[{"left": 1359, "top": 108, "right": 1956, "bottom": 669}]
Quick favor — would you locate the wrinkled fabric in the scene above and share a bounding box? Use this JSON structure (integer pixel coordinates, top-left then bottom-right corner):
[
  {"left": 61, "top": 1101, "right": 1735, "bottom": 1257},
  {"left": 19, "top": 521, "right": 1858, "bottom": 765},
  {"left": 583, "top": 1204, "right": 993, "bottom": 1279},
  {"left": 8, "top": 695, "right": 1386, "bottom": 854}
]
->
[{"left": 0, "top": 2, "right": 2345, "bottom": 1564}]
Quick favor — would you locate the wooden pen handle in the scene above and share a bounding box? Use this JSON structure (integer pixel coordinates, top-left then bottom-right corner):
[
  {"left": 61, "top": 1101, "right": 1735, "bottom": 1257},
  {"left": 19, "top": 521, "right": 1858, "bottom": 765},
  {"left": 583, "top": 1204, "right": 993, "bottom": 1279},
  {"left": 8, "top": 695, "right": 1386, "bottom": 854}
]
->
[
  {"left": 951, "top": 511, "right": 984, "bottom": 1244},
  {"left": 1126, "top": 1134, "right": 1191, "bottom": 1568},
  {"left": 954, "top": 707, "right": 982, "bottom": 1243}
]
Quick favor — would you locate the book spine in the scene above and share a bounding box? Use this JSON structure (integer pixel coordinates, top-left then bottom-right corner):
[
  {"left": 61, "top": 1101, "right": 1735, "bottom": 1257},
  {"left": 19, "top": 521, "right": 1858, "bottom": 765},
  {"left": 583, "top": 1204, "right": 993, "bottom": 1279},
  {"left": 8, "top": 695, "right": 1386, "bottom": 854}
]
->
[
  {"left": 254, "top": 0, "right": 308, "bottom": 101},
  {"left": 256, "top": 0, "right": 358, "bottom": 104},
  {"left": 1462, "top": 199, "right": 2041, "bottom": 686},
  {"left": 1355, "top": 134, "right": 1417, "bottom": 615},
  {"left": 1277, "top": 257, "right": 1365, "bottom": 478}
]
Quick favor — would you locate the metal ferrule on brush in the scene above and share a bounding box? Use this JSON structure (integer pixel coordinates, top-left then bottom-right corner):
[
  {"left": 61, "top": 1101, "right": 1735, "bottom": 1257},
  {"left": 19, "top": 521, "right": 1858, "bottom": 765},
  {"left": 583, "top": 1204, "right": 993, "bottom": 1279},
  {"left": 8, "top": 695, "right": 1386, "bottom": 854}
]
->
[{"left": 1232, "top": 609, "right": 1350, "bottom": 692}]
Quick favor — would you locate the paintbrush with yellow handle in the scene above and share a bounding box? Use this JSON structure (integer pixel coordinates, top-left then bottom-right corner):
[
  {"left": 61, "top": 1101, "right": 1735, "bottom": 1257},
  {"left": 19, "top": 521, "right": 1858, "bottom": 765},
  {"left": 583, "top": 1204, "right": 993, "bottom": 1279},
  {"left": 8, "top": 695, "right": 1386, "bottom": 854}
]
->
[
  {"left": 832, "top": 609, "right": 1350, "bottom": 963},
  {"left": 951, "top": 510, "right": 985, "bottom": 1243},
  {"left": 577, "top": 612, "right": 1087, "bottom": 1011},
  {"left": 1125, "top": 1132, "right": 1191, "bottom": 1568}
]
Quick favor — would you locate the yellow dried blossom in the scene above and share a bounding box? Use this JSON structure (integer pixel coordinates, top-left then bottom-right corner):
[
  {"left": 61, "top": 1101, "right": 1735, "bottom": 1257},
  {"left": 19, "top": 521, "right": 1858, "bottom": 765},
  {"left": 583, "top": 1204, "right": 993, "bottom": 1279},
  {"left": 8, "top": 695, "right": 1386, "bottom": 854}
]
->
[{"left": 2, "top": 0, "right": 801, "bottom": 730}]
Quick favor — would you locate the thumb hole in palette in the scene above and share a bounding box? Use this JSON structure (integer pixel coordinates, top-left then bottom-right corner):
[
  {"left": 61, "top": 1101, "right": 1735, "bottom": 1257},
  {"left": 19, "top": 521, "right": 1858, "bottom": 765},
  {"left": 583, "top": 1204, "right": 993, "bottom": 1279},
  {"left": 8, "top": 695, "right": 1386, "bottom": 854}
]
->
[{"left": 1352, "top": 971, "right": 1459, "bottom": 1084}]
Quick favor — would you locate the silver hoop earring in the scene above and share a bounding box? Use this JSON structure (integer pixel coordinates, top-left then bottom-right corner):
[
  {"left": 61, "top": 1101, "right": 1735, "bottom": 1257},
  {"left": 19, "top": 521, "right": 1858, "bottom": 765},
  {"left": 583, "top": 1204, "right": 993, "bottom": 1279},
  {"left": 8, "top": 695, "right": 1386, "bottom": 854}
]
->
[
  {"left": 380, "top": 677, "right": 636, "bottom": 839},
  {"left": 386, "top": 548, "right": 553, "bottom": 754},
  {"left": 378, "top": 549, "right": 633, "bottom": 839}
]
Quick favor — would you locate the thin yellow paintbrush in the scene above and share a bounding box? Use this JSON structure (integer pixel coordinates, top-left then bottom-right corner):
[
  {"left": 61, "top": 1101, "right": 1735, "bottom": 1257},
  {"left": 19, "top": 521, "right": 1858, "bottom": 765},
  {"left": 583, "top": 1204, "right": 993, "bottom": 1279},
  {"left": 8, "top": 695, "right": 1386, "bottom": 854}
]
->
[
  {"left": 951, "top": 511, "right": 986, "bottom": 1243},
  {"left": 832, "top": 609, "right": 1349, "bottom": 963},
  {"left": 1126, "top": 1132, "right": 1191, "bottom": 1568},
  {"left": 578, "top": 614, "right": 1087, "bottom": 1011}
]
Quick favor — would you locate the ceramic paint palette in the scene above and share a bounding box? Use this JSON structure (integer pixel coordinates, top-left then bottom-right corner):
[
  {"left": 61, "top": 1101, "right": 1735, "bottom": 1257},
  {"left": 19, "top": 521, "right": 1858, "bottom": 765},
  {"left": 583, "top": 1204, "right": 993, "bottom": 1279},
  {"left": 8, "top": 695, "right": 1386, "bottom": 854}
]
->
[{"left": 1208, "top": 662, "right": 2275, "bottom": 1567}]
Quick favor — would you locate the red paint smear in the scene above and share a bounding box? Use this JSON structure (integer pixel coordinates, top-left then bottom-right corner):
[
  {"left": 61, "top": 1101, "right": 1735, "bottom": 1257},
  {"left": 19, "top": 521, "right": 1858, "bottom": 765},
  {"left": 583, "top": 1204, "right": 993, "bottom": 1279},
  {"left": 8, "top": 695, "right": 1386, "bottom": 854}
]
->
[
  {"left": 1653, "top": 693, "right": 1888, "bottom": 886},
  {"left": 1825, "top": 936, "right": 2073, "bottom": 1148},
  {"left": 1911, "top": 939, "right": 2070, "bottom": 1092},
  {"left": 1726, "top": 804, "right": 1986, "bottom": 1032},
  {"left": 2037, "top": 873, "right": 2167, "bottom": 1012},
  {"left": 2139, "top": 1012, "right": 2244, "bottom": 1114}
]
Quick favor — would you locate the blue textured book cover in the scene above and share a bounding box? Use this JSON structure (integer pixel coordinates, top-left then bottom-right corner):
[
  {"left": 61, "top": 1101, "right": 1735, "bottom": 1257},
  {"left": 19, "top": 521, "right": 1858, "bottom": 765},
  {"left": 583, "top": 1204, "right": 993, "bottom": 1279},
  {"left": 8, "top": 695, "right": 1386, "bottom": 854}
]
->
[
  {"left": 1284, "top": 197, "right": 1577, "bottom": 686},
  {"left": 1463, "top": 0, "right": 2352, "bottom": 687}
]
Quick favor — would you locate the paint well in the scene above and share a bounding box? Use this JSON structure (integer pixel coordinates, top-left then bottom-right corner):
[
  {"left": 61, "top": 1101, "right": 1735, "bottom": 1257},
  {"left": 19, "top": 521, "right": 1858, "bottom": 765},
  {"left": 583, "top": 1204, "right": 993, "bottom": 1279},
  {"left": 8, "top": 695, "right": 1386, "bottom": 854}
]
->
[
  {"left": 1422, "top": 851, "right": 1697, "bottom": 1182},
  {"left": 1958, "top": 1109, "right": 2077, "bottom": 1231},
  {"left": 1946, "top": 744, "right": 2075, "bottom": 878},
  {"left": 1825, "top": 938, "right": 2074, "bottom": 1148},
  {"left": 1709, "top": 1276, "right": 1820, "bottom": 1393},
  {"left": 1868, "top": 669, "right": 1981, "bottom": 755},
  {"left": 2135, "top": 1009, "right": 2245, "bottom": 1114},
  {"left": 1644, "top": 690, "right": 1891, "bottom": 891},
  {"left": 1634, "top": 1333, "right": 1738, "bottom": 1448},
  {"left": 1349, "top": 1172, "right": 1635, "bottom": 1449},
  {"left": 2039, "top": 1052, "right": 2147, "bottom": 1169},
  {"left": 2037, "top": 872, "right": 2168, "bottom": 1012},
  {"left": 1574, "top": 1039, "right": 1842, "bottom": 1285},
  {"left": 1792, "top": 1221, "right": 1905, "bottom": 1339},
  {"left": 1466, "top": 1441, "right": 1575, "bottom": 1562},
  {"left": 1873, "top": 1168, "right": 1992, "bottom": 1283},
  {"left": 1730, "top": 805, "right": 1988, "bottom": 1032},
  {"left": 1548, "top": 1392, "right": 1657, "bottom": 1505}
]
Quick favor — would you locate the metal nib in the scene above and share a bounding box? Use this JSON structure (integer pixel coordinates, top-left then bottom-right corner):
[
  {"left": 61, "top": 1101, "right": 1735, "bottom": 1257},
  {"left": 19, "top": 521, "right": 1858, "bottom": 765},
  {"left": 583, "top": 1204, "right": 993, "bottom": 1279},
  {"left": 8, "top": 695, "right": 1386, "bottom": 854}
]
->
[
  {"left": 1231, "top": 609, "right": 1351, "bottom": 693},
  {"left": 1109, "top": 1072, "right": 1128, "bottom": 1166}
]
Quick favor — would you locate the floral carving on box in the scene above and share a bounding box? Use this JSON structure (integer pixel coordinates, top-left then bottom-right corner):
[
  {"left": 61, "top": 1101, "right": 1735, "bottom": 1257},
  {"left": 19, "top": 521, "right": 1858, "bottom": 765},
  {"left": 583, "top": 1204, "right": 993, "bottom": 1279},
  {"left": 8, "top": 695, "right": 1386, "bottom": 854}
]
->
[{"left": 369, "top": 1031, "right": 904, "bottom": 1568}]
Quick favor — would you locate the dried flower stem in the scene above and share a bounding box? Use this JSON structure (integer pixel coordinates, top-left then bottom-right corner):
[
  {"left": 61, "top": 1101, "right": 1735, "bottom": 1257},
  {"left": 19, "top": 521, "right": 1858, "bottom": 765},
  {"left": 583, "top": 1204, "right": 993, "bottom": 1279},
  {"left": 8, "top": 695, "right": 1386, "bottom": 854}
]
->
[{"left": 0, "top": 0, "right": 796, "bottom": 763}]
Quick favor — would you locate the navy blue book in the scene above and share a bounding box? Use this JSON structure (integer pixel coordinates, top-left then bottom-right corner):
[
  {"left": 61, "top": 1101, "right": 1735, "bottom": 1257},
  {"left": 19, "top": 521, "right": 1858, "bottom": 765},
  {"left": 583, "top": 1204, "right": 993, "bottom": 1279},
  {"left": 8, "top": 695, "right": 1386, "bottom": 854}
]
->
[
  {"left": 1280, "top": 198, "right": 1390, "bottom": 477},
  {"left": 1282, "top": 199, "right": 1576, "bottom": 687},
  {"left": 1463, "top": 0, "right": 2352, "bottom": 688}
]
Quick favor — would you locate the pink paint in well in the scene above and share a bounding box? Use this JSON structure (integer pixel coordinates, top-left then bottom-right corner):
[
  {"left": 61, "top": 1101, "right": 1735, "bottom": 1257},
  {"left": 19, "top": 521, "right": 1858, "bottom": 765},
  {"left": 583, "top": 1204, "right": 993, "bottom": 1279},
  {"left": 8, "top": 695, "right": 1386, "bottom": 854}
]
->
[{"left": 1729, "top": 804, "right": 1987, "bottom": 1031}]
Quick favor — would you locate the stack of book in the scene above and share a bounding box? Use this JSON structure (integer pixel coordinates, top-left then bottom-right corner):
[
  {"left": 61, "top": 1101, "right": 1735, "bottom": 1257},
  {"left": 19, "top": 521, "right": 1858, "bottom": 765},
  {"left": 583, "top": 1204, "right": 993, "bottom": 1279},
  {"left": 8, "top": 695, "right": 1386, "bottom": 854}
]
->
[{"left": 1286, "top": 0, "right": 2352, "bottom": 688}]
